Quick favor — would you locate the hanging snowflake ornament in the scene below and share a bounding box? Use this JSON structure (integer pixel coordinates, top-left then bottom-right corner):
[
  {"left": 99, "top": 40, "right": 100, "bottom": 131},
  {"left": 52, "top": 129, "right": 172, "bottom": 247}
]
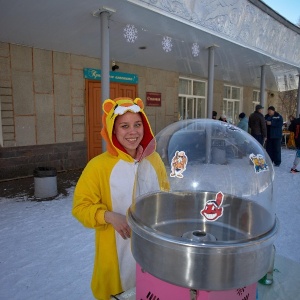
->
[
  {"left": 191, "top": 42, "right": 200, "bottom": 57},
  {"left": 162, "top": 36, "right": 173, "bottom": 52},
  {"left": 123, "top": 24, "right": 138, "bottom": 43}
]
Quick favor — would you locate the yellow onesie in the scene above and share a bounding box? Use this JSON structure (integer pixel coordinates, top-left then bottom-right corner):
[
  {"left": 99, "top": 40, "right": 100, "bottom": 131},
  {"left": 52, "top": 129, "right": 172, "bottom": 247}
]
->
[{"left": 72, "top": 97, "right": 169, "bottom": 300}]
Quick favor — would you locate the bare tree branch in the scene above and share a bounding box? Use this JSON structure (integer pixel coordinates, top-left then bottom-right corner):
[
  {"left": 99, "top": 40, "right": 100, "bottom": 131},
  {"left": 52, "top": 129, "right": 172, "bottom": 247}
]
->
[{"left": 277, "top": 90, "right": 297, "bottom": 120}]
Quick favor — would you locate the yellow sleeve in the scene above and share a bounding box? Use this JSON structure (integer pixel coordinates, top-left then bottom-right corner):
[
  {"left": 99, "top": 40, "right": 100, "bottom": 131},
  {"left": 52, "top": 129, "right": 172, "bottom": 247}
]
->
[{"left": 72, "top": 156, "right": 112, "bottom": 229}]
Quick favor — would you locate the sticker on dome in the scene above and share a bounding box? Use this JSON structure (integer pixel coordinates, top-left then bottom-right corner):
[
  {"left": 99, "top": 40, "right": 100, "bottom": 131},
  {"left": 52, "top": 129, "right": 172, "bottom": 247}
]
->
[
  {"left": 170, "top": 150, "right": 188, "bottom": 178},
  {"left": 201, "top": 192, "right": 224, "bottom": 221},
  {"left": 249, "top": 153, "right": 268, "bottom": 173}
]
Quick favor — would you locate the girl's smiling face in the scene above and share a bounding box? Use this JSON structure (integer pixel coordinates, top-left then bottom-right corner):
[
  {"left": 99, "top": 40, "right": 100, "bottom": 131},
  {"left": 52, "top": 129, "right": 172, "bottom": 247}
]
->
[{"left": 113, "top": 112, "right": 144, "bottom": 158}]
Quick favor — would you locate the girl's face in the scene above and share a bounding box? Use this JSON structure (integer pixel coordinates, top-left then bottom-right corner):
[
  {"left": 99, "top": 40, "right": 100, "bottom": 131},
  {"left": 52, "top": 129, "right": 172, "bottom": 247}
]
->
[{"left": 113, "top": 112, "right": 144, "bottom": 158}]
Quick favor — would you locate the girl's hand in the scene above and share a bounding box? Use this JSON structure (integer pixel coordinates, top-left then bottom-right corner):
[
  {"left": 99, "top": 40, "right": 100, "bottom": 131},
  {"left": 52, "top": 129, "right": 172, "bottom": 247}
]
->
[{"left": 104, "top": 211, "right": 131, "bottom": 239}]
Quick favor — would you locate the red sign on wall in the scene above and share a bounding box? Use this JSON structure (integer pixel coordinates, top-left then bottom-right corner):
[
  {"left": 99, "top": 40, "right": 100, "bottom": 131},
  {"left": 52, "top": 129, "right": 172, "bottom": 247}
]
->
[{"left": 146, "top": 92, "right": 161, "bottom": 107}]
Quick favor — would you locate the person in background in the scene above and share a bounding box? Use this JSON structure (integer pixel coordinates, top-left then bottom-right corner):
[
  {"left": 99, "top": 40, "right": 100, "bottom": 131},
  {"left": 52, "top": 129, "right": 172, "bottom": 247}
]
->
[
  {"left": 289, "top": 116, "right": 300, "bottom": 173},
  {"left": 287, "top": 115, "right": 296, "bottom": 149},
  {"left": 237, "top": 112, "right": 248, "bottom": 132},
  {"left": 212, "top": 111, "right": 218, "bottom": 120},
  {"left": 219, "top": 114, "right": 227, "bottom": 122},
  {"left": 248, "top": 105, "right": 267, "bottom": 145},
  {"left": 286, "top": 115, "right": 295, "bottom": 129},
  {"left": 265, "top": 106, "right": 283, "bottom": 167},
  {"left": 72, "top": 97, "right": 169, "bottom": 300}
]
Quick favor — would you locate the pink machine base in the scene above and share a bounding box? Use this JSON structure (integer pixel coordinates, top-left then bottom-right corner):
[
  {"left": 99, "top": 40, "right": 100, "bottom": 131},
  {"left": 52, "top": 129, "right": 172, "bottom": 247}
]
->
[{"left": 136, "top": 264, "right": 257, "bottom": 300}]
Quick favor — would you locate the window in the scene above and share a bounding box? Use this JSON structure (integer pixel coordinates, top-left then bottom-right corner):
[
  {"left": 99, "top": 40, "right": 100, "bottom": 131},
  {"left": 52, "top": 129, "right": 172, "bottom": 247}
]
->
[
  {"left": 223, "top": 85, "right": 242, "bottom": 124},
  {"left": 178, "top": 78, "right": 206, "bottom": 120},
  {"left": 252, "top": 90, "right": 260, "bottom": 112}
]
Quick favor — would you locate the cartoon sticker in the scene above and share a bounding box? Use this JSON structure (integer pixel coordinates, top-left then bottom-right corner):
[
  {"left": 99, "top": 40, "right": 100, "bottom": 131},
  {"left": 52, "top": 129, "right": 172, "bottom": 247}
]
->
[
  {"left": 201, "top": 192, "right": 224, "bottom": 221},
  {"left": 170, "top": 150, "right": 188, "bottom": 178},
  {"left": 249, "top": 153, "right": 268, "bottom": 173}
]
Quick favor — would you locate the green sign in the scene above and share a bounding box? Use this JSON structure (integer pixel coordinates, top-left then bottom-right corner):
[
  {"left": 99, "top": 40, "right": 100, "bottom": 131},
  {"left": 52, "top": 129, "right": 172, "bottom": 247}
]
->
[{"left": 83, "top": 68, "right": 138, "bottom": 84}]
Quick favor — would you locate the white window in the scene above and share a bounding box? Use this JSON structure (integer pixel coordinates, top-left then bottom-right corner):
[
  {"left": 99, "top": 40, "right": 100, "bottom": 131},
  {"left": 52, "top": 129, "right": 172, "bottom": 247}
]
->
[
  {"left": 178, "top": 77, "right": 206, "bottom": 120},
  {"left": 223, "top": 85, "right": 242, "bottom": 124},
  {"left": 252, "top": 90, "right": 260, "bottom": 112}
]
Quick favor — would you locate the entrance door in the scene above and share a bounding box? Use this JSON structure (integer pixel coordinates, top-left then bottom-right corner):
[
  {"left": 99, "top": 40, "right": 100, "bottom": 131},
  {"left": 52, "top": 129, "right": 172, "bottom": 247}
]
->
[{"left": 86, "top": 81, "right": 137, "bottom": 161}]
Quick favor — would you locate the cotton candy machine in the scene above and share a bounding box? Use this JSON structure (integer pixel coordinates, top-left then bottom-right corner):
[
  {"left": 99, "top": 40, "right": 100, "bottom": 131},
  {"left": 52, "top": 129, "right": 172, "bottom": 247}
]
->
[{"left": 128, "top": 119, "right": 278, "bottom": 299}]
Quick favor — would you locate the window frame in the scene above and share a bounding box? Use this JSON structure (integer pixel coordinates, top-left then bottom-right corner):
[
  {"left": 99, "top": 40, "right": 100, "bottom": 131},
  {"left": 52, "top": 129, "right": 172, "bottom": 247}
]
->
[
  {"left": 178, "top": 77, "right": 207, "bottom": 120},
  {"left": 223, "top": 84, "right": 243, "bottom": 125}
]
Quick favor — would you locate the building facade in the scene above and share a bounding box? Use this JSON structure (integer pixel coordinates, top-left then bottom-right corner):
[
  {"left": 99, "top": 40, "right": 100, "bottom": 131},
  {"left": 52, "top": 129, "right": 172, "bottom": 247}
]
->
[{"left": 0, "top": 0, "right": 299, "bottom": 180}]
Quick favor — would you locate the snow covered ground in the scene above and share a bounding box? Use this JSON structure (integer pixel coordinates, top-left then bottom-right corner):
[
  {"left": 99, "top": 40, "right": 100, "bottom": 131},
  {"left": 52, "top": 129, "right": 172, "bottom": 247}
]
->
[{"left": 0, "top": 148, "right": 299, "bottom": 300}]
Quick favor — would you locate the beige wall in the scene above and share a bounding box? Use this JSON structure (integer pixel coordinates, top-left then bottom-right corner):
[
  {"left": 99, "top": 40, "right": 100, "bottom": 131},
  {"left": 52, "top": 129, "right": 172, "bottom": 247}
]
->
[
  {"left": 108, "top": 62, "right": 179, "bottom": 135},
  {"left": 1, "top": 42, "right": 284, "bottom": 149},
  {"left": 213, "top": 81, "right": 281, "bottom": 121},
  {"left": 0, "top": 43, "right": 100, "bottom": 147},
  {"left": 0, "top": 43, "right": 179, "bottom": 147}
]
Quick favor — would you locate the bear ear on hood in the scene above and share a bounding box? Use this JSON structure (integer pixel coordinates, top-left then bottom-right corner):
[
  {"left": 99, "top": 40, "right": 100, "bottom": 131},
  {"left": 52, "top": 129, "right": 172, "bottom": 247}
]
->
[
  {"left": 134, "top": 98, "right": 144, "bottom": 110},
  {"left": 103, "top": 99, "right": 116, "bottom": 115}
]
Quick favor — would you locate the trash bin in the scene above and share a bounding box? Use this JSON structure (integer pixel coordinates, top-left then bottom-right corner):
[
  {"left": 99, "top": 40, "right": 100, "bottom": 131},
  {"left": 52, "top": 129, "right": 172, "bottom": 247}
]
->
[{"left": 34, "top": 167, "right": 58, "bottom": 199}]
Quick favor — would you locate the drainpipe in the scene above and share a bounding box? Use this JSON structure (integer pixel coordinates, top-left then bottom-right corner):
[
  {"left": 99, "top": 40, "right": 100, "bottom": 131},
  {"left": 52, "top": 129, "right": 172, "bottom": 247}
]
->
[{"left": 260, "top": 65, "right": 266, "bottom": 111}]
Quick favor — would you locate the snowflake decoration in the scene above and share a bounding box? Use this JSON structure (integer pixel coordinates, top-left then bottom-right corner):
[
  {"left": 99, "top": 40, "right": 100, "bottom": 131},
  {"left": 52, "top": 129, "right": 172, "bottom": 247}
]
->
[
  {"left": 162, "top": 36, "right": 173, "bottom": 52},
  {"left": 123, "top": 24, "right": 138, "bottom": 43},
  {"left": 191, "top": 42, "right": 200, "bottom": 57}
]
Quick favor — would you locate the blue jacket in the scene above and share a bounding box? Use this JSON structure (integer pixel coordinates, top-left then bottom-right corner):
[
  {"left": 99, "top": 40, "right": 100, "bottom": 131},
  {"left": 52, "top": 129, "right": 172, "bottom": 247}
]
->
[
  {"left": 237, "top": 117, "right": 249, "bottom": 132},
  {"left": 265, "top": 112, "right": 283, "bottom": 139}
]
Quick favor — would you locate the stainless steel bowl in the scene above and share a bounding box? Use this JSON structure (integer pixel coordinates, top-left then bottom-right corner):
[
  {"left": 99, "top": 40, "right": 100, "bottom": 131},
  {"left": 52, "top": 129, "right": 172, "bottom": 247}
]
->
[{"left": 128, "top": 191, "right": 278, "bottom": 290}]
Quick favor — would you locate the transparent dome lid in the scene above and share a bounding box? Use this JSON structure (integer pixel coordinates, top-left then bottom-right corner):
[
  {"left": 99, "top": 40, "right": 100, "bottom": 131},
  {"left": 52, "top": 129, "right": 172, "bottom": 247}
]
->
[
  {"left": 129, "top": 119, "right": 278, "bottom": 289},
  {"left": 132, "top": 119, "right": 276, "bottom": 240}
]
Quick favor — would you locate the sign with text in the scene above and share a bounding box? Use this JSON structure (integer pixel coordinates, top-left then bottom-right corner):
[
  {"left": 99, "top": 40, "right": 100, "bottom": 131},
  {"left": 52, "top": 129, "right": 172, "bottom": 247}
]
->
[
  {"left": 83, "top": 68, "right": 138, "bottom": 84},
  {"left": 146, "top": 92, "right": 161, "bottom": 107}
]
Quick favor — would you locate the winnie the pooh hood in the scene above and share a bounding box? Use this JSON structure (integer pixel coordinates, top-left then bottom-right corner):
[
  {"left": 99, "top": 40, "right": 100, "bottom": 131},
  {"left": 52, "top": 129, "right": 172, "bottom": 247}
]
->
[{"left": 101, "top": 97, "right": 155, "bottom": 160}]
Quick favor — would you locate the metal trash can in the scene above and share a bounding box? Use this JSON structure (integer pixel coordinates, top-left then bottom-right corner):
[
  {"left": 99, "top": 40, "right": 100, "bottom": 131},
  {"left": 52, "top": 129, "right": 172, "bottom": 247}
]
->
[{"left": 33, "top": 167, "right": 58, "bottom": 199}]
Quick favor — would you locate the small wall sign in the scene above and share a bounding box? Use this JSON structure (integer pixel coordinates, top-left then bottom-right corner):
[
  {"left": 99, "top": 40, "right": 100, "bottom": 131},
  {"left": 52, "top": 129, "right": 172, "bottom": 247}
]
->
[
  {"left": 146, "top": 92, "right": 161, "bottom": 107},
  {"left": 83, "top": 68, "right": 138, "bottom": 84}
]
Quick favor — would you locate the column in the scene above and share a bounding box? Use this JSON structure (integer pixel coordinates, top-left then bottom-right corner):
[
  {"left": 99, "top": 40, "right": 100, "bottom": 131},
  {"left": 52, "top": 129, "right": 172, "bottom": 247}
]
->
[
  {"left": 206, "top": 46, "right": 216, "bottom": 164},
  {"left": 207, "top": 46, "right": 215, "bottom": 119},
  {"left": 100, "top": 10, "right": 110, "bottom": 152},
  {"left": 260, "top": 65, "right": 266, "bottom": 109}
]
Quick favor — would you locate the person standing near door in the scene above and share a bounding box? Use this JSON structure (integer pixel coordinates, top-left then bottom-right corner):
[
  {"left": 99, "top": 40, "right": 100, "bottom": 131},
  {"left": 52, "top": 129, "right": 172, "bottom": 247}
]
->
[
  {"left": 265, "top": 106, "right": 283, "bottom": 167},
  {"left": 248, "top": 105, "right": 267, "bottom": 145},
  {"left": 72, "top": 97, "right": 169, "bottom": 300}
]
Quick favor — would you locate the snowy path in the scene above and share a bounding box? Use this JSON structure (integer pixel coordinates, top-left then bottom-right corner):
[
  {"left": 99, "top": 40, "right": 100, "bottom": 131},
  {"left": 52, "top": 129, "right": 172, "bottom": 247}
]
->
[
  {"left": 0, "top": 148, "right": 299, "bottom": 300},
  {"left": 0, "top": 193, "right": 95, "bottom": 300}
]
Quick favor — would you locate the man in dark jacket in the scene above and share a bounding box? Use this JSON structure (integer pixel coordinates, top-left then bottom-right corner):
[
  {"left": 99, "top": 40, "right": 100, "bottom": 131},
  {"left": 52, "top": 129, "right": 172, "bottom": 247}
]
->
[
  {"left": 289, "top": 117, "right": 300, "bottom": 173},
  {"left": 265, "top": 106, "right": 283, "bottom": 166},
  {"left": 248, "top": 105, "right": 267, "bottom": 145}
]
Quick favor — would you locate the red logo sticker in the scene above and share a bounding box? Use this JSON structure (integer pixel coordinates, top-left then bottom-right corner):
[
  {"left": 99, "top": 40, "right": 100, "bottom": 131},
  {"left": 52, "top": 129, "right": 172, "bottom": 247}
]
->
[{"left": 200, "top": 192, "right": 224, "bottom": 221}]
